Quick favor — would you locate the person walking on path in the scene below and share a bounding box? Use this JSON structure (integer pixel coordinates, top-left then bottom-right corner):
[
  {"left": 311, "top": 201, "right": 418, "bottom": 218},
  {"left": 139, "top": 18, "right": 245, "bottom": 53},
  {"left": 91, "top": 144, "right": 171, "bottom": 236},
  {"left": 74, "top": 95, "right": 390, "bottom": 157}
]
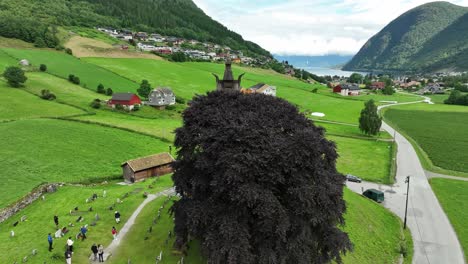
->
[
  {"left": 114, "top": 211, "right": 121, "bottom": 224},
  {"left": 91, "top": 243, "right": 98, "bottom": 261},
  {"left": 66, "top": 237, "right": 74, "bottom": 253},
  {"left": 98, "top": 244, "right": 104, "bottom": 262},
  {"left": 54, "top": 215, "right": 59, "bottom": 228},
  {"left": 65, "top": 250, "right": 72, "bottom": 264},
  {"left": 112, "top": 226, "right": 117, "bottom": 240},
  {"left": 80, "top": 226, "right": 88, "bottom": 241},
  {"left": 47, "top": 233, "right": 53, "bottom": 251}
]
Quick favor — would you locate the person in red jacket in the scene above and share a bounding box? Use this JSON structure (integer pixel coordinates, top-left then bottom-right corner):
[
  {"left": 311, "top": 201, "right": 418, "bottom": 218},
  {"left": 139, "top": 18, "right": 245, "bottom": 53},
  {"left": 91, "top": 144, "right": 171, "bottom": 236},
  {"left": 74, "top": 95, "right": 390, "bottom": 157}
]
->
[{"left": 112, "top": 226, "right": 117, "bottom": 240}]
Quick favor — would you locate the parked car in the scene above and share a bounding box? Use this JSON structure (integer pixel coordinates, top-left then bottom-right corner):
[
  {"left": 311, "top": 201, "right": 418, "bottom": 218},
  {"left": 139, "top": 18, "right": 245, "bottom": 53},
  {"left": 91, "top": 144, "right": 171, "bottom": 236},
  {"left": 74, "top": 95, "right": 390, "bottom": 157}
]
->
[
  {"left": 346, "top": 174, "right": 362, "bottom": 183},
  {"left": 363, "top": 189, "right": 385, "bottom": 203}
]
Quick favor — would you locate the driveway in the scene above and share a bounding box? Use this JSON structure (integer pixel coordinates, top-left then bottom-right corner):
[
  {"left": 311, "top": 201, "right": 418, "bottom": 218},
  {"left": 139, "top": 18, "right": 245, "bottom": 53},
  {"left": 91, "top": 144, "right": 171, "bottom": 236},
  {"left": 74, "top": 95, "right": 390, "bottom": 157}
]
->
[{"left": 346, "top": 100, "right": 465, "bottom": 264}]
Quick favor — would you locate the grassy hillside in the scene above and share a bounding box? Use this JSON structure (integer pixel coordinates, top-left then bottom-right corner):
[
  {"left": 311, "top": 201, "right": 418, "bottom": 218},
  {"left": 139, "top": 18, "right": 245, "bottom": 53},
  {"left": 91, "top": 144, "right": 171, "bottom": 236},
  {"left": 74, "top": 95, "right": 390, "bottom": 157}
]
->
[
  {"left": 1, "top": 48, "right": 139, "bottom": 92},
  {"left": 111, "top": 188, "right": 412, "bottom": 264},
  {"left": 0, "top": 0, "right": 269, "bottom": 58},
  {"left": 0, "top": 177, "right": 174, "bottom": 264},
  {"left": 430, "top": 178, "right": 468, "bottom": 261},
  {"left": 344, "top": 2, "right": 468, "bottom": 72},
  {"left": 0, "top": 119, "right": 170, "bottom": 208},
  {"left": 384, "top": 103, "right": 468, "bottom": 175},
  {"left": 0, "top": 81, "right": 84, "bottom": 121}
]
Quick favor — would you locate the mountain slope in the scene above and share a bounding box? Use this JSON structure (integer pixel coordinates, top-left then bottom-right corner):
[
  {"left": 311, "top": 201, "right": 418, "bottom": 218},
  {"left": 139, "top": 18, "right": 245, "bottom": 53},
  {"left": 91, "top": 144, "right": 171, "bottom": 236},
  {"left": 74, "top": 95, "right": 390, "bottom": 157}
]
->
[
  {"left": 0, "top": 0, "right": 270, "bottom": 58},
  {"left": 344, "top": 2, "right": 468, "bottom": 72}
]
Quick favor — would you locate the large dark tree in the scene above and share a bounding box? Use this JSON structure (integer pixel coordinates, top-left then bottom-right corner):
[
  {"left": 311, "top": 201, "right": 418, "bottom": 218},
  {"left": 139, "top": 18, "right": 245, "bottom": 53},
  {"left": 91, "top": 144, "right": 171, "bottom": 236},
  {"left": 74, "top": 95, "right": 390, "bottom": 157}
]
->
[
  {"left": 359, "top": 99, "right": 382, "bottom": 136},
  {"left": 171, "top": 91, "right": 352, "bottom": 264},
  {"left": 3, "top": 66, "right": 27, "bottom": 88}
]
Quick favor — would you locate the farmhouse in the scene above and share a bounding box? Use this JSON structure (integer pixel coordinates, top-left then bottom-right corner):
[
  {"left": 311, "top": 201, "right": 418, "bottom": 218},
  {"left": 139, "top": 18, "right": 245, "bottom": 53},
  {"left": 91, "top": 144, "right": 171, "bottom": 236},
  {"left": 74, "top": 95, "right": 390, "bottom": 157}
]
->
[
  {"left": 108, "top": 93, "right": 141, "bottom": 110},
  {"left": 241, "top": 83, "right": 277, "bottom": 96},
  {"left": 333, "top": 84, "right": 360, "bottom": 96},
  {"left": 147, "top": 87, "right": 176, "bottom": 108},
  {"left": 371, "top": 82, "right": 385, "bottom": 90},
  {"left": 121, "top": 153, "right": 174, "bottom": 183}
]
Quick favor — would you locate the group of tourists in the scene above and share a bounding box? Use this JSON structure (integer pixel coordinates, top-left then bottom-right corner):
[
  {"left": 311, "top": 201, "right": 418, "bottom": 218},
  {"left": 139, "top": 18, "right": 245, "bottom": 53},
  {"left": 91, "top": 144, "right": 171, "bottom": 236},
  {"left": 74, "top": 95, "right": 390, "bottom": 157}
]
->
[{"left": 46, "top": 208, "right": 122, "bottom": 263}]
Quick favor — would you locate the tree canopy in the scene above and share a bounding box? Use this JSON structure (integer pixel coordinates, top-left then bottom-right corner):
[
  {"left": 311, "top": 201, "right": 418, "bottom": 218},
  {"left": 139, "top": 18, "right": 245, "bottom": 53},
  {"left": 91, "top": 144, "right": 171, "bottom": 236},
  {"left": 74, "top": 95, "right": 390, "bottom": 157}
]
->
[
  {"left": 137, "top": 80, "right": 152, "bottom": 98},
  {"left": 359, "top": 99, "right": 382, "bottom": 136},
  {"left": 3, "top": 66, "right": 27, "bottom": 87},
  {"left": 171, "top": 91, "right": 352, "bottom": 264}
]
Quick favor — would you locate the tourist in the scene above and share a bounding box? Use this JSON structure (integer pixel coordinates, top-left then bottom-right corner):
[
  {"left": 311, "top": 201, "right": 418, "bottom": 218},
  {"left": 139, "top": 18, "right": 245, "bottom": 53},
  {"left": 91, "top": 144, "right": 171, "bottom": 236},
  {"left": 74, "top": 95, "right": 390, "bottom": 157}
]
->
[
  {"left": 65, "top": 249, "right": 72, "bottom": 264},
  {"left": 62, "top": 226, "right": 69, "bottom": 235},
  {"left": 66, "top": 237, "right": 74, "bottom": 253},
  {"left": 80, "top": 226, "right": 88, "bottom": 241},
  {"left": 98, "top": 244, "right": 104, "bottom": 262},
  {"left": 91, "top": 243, "right": 98, "bottom": 261},
  {"left": 112, "top": 226, "right": 117, "bottom": 240},
  {"left": 114, "top": 211, "right": 121, "bottom": 223},
  {"left": 47, "top": 233, "right": 53, "bottom": 251},
  {"left": 54, "top": 215, "right": 59, "bottom": 227}
]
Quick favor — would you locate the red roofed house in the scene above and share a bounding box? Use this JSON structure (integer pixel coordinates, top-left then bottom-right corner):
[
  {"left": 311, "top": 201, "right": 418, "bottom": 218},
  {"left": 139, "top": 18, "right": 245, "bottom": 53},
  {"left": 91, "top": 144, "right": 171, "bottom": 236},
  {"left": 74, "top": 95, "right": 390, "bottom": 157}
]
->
[
  {"left": 371, "top": 82, "right": 385, "bottom": 90},
  {"left": 108, "top": 93, "right": 141, "bottom": 110}
]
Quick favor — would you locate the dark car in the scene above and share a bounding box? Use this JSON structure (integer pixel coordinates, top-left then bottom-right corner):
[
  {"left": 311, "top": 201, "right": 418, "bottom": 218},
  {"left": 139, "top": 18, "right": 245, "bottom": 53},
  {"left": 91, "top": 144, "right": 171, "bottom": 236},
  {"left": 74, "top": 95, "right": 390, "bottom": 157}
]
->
[
  {"left": 363, "top": 189, "right": 385, "bottom": 203},
  {"left": 346, "top": 174, "right": 362, "bottom": 183}
]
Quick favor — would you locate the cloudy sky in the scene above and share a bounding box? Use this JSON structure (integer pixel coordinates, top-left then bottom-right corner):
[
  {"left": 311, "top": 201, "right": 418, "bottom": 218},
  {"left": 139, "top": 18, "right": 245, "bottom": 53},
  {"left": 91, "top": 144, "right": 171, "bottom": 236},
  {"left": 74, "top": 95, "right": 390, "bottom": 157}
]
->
[{"left": 192, "top": 0, "right": 468, "bottom": 56}]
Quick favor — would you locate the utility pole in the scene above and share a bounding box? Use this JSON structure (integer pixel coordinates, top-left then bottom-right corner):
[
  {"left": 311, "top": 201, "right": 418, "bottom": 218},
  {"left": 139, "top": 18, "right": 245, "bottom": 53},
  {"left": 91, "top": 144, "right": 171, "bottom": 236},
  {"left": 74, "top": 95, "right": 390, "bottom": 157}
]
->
[{"left": 404, "top": 176, "right": 410, "bottom": 229}]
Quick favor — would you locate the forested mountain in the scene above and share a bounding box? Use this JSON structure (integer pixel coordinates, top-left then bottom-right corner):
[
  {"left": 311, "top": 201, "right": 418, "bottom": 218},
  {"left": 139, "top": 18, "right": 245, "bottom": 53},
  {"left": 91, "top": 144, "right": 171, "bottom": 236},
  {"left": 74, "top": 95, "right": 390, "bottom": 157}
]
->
[
  {"left": 0, "top": 0, "right": 270, "bottom": 58},
  {"left": 344, "top": 1, "right": 468, "bottom": 72}
]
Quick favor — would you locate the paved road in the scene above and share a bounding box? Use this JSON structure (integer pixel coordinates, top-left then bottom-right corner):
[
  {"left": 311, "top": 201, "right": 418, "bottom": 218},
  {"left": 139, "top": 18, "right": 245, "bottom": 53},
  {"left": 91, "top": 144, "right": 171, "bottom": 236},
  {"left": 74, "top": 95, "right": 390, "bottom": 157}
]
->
[
  {"left": 425, "top": 170, "right": 468, "bottom": 182},
  {"left": 347, "top": 100, "right": 465, "bottom": 264},
  {"left": 89, "top": 188, "right": 175, "bottom": 262}
]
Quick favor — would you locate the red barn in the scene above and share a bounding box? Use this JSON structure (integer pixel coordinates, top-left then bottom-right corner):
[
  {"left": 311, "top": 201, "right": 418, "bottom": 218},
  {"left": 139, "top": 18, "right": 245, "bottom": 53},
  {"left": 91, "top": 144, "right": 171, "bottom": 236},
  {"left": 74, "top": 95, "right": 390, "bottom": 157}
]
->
[
  {"left": 108, "top": 93, "right": 141, "bottom": 110},
  {"left": 333, "top": 85, "right": 343, "bottom": 93},
  {"left": 371, "top": 82, "right": 385, "bottom": 90}
]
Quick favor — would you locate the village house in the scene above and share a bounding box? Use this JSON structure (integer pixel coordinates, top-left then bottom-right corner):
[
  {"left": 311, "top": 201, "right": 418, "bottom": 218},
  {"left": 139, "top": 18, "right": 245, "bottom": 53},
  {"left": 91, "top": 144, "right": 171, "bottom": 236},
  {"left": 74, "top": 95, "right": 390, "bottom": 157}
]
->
[
  {"left": 333, "top": 84, "right": 360, "bottom": 96},
  {"left": 108, "top": 93, "right": 141, "bottom": 110},
  {"left": 419, "top": 83, "right": 445, "bottom": 94},
  {"left": 135, "top": 32, "right": 148, "bottom": 40},
  {"left": 371, "top": 82, "right": 385, "bottom": 90},
  {"left": 147, "top": 87, "right": 176, "bottom": 108},
  {"left": 400, "top": 81, "right": 421, "bottom": 89},
  {"left": 121, "top": 153, "right": 174, "bottom": 183},
  {"left": 241, "top": 83, "right": 277, "bottom": 96}
]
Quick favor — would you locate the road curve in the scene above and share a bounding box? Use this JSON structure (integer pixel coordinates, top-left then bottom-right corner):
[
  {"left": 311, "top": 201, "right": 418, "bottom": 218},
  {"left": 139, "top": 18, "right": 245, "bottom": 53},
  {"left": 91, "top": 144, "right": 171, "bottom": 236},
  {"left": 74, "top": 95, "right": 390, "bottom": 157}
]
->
[{"left": 347, "top": 99, "right": 465, "bottom": 264}]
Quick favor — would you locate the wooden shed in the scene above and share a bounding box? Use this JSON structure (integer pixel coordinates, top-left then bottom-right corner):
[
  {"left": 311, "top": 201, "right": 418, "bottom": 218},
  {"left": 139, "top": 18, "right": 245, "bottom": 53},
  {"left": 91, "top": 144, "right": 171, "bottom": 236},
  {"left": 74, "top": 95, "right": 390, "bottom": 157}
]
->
[{"left": 121, "top": 153, "right": 175, "bottom": 183}]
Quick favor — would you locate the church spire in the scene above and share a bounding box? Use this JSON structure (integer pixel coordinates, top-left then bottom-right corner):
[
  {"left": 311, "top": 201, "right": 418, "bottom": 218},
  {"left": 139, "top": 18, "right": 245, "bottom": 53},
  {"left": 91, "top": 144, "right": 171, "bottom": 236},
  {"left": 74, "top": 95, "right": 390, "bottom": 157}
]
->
[{"left": 212, "top": 57, "right": 245, "bottom": 91}]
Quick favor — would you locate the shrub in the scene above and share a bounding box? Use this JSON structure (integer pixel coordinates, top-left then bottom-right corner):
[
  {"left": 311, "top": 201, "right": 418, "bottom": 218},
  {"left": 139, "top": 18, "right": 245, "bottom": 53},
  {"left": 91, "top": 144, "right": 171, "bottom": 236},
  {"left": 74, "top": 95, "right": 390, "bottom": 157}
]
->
[
  {"left": 40, "top": 89, "right": 56, "bottom": 100},
  {"left": 312, "top": 88, "right": 318, "bottom": 93},
  {"left": 115, "top": 104, "right": 124, "bottom": 111},
  {"left": 90, "top": 99, "right": 101, "bottom": 109},
  {"left": 68, "top": 74, "right": 75, "bottom": 82},
  {"left": 68, "top": 75, "right": 80, "bottom": 85},
  {"left": 382, "top": 86, "right": 395, "bottom": 95},
  {"left": 175, "top": 97, "right": 186, "bottom": 104},
  {"left": 106, "top": 88, "right": 113, "bottom": 96},
  {"left": 65, "top": 48, "right": 73, "bottom": 55},
  {"left": 39, "top": 64, "right": 47, "bottom": 72},
  {"left": 3, "top": 66, "right": 27, "bottom": 87},
  {"left": 97, "top": 84, "right": 105, "bottom": 94},
  {"left": 133, "top": 104, "right": 140, "bottom": 111}
]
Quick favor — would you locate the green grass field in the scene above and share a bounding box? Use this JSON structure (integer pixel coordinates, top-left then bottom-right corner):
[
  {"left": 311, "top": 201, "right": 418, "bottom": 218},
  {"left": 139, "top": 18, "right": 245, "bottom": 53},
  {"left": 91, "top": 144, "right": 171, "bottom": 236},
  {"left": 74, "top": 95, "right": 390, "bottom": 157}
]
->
[
  {"left": 0, "top": 48, "right": 18, "bottom": 69},
  {"left": 317, "top": 121, "right": 392, "bottom": 139},
  {"left": 0, "top": 177, "right": 174, "bottom": 264},
  {"left": 0, "top": 119, "right": 170, "bottom": 208},
  {"left": 1, "top": 48, "right": 138, "bottom": 92},
  {"left": 430, "top": 178, "right": 468, "bottom": 260},
  {"left": 0, "top": 81, "right": 84, "bottom": 121},
  {"left": 110, "top": 188, "right": 412, "bottom": 264},
  {"left": 384, "top": 103, "right": 468, "bottom": 175},
  {"left": 331, "top": 136, "right": 394, "bottom": 183}
]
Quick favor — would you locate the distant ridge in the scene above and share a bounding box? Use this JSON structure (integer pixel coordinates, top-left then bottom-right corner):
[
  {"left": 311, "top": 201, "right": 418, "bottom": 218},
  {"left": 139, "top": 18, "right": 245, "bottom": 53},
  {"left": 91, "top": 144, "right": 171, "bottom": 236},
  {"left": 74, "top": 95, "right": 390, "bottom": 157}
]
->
[{"left": 344, "top": 1, "right": 468, "bottom": 73}]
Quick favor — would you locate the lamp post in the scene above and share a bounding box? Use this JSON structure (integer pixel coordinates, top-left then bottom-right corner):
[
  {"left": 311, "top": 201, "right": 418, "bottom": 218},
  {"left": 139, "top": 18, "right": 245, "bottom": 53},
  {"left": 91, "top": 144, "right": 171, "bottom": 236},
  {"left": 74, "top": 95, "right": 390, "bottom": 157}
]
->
[{"left": 404, "top": 176, "right": 410, "bottom": 229}]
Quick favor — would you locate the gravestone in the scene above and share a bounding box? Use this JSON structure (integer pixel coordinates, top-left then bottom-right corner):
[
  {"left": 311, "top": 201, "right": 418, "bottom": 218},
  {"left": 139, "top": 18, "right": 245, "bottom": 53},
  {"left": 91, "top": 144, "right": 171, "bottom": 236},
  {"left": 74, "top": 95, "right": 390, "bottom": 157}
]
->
[
  {"left": 10, "top": 230, "right": 15, "bottom": 237},
  {"left": 103, "top": 190, "right": 107, "bottom": 198},
  {"left": 22, "top": 256, "right": 27, "bottom": 263},
  {"left": 41, "top": 195, "right": 45, "bottom": 201},
  {"left": 95, "top": 214, "right": 100, "bottom": 221},
  {"left": 32, "top": 249, "right": 37, "bottom": 256},
  {"left": 116, "top": 198, "right": 121, "bottom": 204},
  {"left": 85, "top": 199, "right": 89, "bottom": 203},
  {"left": 20, "top": 215, "right": 27, "bottom": 222}
]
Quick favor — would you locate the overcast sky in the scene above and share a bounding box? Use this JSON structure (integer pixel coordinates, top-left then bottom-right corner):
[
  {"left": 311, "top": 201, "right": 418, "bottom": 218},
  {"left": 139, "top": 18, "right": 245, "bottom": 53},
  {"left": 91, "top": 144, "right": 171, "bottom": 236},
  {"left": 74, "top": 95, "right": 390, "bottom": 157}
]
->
[{"left": 192, "top": 0, "right": 468, "bottom": 56}]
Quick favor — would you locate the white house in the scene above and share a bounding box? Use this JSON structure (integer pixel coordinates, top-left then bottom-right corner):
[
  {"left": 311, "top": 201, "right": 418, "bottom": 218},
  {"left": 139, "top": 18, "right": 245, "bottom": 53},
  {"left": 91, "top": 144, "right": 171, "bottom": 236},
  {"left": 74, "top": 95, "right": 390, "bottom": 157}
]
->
[
  {"left": 243, "top": 83, "right": 277, "bottom": 97},
  {"left": 147, "top": 87, "right": 176, "bottom": 108}
]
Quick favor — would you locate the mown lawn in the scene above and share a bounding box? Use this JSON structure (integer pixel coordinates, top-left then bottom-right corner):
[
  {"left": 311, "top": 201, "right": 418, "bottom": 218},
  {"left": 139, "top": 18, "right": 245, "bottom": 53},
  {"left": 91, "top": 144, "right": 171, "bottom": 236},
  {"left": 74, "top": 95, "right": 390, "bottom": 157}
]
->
[
  {"left": 0, "top": 176, "right": 174, "bottom": 264},
  {"left": 318, "top": 121, "right": 392, "bottom": 139},
  {"left": 430, "top": 178, "right": 468, "bottom": 261},
  {"left": 0, "top": 119, "right": 170, "bottom": 208},
  {"left": 0, "top": 80, "right": 84, "bottom": 121},
  {"left": 1, "top": 48, "right": 138, "bottom": 92},
  {"left": 384, "top": 104, "right": 468, "bottom": 174},
  {"left": 0, "top": 48, "right": 18, "bottom": 69},
  {"left": 331, "top": 136, "right": 394, "bottom": 183},
  {"left": 341, "top": 189, "right": 412, "bottom": 263},
  {"left": 110, "top": 188, "right": 412, "bottom": 264}
]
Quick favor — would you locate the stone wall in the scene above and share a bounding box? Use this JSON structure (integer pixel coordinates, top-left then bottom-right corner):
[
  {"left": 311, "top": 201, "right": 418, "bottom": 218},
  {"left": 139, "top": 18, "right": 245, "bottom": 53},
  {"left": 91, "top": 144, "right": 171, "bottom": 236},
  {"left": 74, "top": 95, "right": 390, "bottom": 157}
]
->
[{"left": 0, "top": 183, "right": 60, "bottom": 223}]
